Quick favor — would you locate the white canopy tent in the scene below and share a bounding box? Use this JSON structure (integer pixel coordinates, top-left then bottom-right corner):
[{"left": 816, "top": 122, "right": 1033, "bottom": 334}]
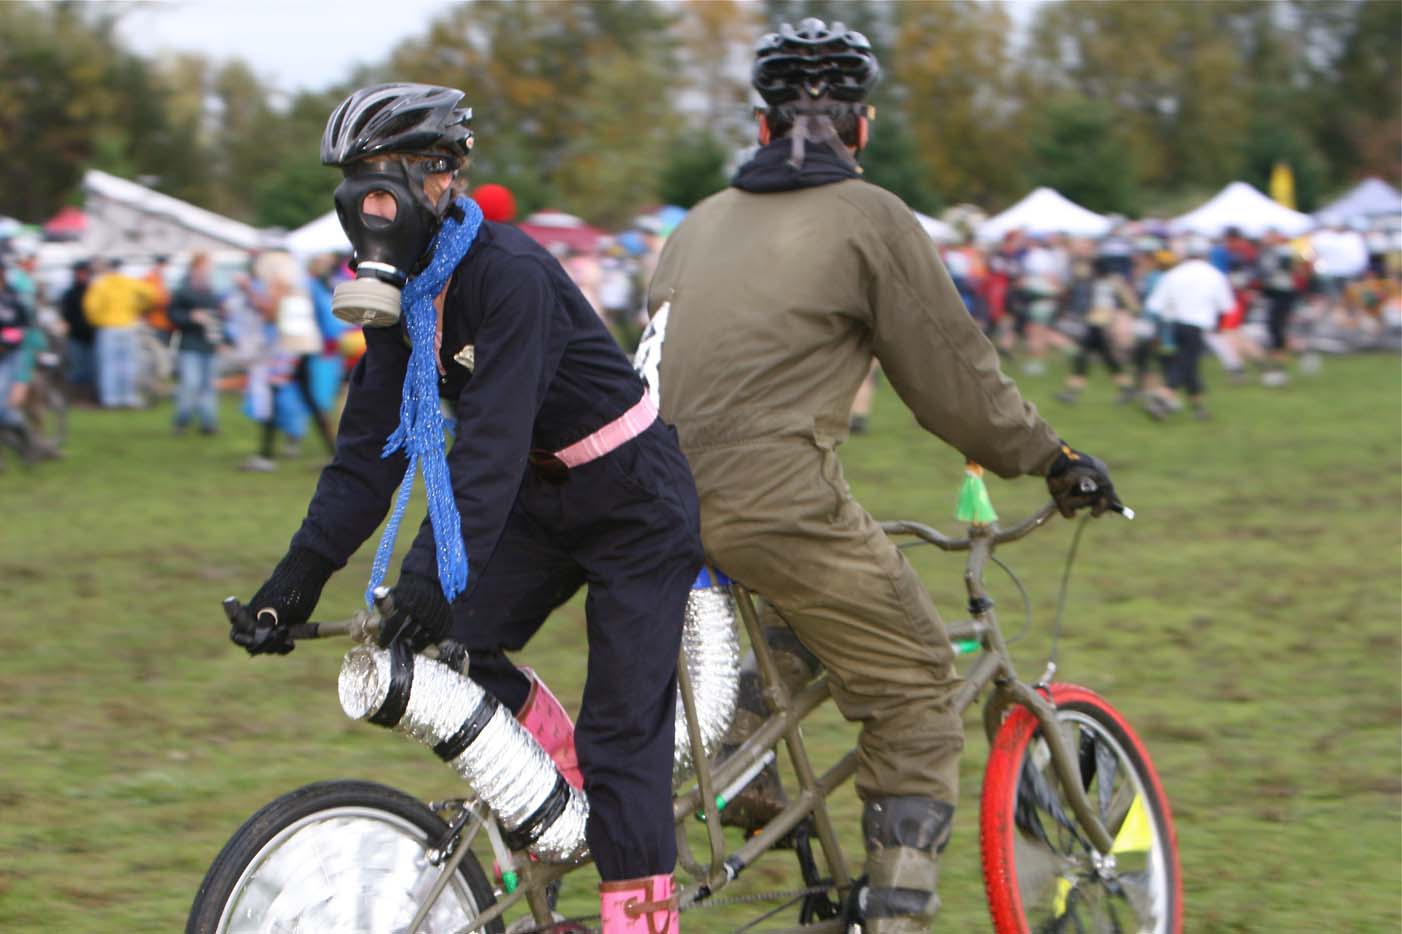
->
[
  {"left": 1170, "top": 181, "right": 1314, "bottom": 238},
  {"left": 1314, "top": 177, "right": 1402, "bottom": 227},
  {"left": 81, "top": 170, "right": 265, "bottom": 257},
  {"left": 286, "top": 210, "right": 351, "bottom": 257},
  {"left": 976, "top": 187, "right": 1112, "bottom": 242},
  {"left": 914, "top": 211, "right": 956, "bottom": 243}
]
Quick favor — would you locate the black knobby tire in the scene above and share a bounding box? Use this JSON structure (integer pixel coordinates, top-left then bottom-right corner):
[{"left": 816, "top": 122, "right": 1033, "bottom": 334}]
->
[
  {"left": 980, "top": 683, "right": 1183, "bottom": 934},
  {"left": 187, "top": 780, "right": 503, "bottom": 934}
]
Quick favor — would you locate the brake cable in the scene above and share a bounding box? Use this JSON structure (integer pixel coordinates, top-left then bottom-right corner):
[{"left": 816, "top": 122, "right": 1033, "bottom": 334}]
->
[
  {"left": 1041, "top": 512, "right": 1092, "bottom": 685},
  {"left": 990, "top": 552, "right": 1034, "bottom": 646}
]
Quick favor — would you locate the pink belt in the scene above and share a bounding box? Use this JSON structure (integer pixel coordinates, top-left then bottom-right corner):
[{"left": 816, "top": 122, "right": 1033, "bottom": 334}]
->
[{"left": 553, "top": 394, "right": 658, "bottom": 468}]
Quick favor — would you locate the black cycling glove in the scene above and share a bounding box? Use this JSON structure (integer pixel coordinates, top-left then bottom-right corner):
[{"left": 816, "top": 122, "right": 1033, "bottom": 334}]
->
[
  {"left": 376, "top": 572, "right": 453, "bottom": 653},
  {"left": 232, "top": 547, "right": 337, "bottom": 655},
  {"left": 1045, "top": 443, "right": 1119, "bottom": 518}
]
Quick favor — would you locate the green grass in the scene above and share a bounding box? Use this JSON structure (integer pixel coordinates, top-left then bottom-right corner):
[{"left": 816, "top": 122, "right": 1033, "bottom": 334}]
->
[{"left": 1, "top": 354, "right": 1399, "bottom": 932}]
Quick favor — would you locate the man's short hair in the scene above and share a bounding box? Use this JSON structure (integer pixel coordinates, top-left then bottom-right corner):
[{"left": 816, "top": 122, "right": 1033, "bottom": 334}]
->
[{"left": 764, "top": 108, "right": 862, "bottom": 148}]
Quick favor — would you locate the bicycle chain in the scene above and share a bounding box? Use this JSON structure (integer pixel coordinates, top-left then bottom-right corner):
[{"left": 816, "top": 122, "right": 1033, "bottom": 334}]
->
[
  {"left": 497, "top": 881, "right": 842, "bottom": 934},
  {"left": 686, "top": 881, "right": 840, "bottom": 911}
]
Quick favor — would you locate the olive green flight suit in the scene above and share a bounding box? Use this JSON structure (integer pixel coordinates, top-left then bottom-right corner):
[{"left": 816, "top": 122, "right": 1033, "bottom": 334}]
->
[{"left": 648, "top": 178, "right": 1060, "bottom": 806}]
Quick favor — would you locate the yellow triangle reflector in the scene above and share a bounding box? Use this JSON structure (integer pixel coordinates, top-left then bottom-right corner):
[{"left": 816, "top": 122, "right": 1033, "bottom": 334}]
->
[
  {"left": 1112, "top": 794, "right": 1153, "bottom": 854},
  {"left": 1052, "top": 876, "right": 1072, "bottom": 916}
]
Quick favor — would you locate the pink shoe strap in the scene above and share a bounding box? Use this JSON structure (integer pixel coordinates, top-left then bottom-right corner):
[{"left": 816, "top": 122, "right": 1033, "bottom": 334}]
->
[
  {"left": 554, "top": 394, "right": 657, "bottom": 468},
  {"left": 601, "top": 875, "right": 677, "bottom": 934}
]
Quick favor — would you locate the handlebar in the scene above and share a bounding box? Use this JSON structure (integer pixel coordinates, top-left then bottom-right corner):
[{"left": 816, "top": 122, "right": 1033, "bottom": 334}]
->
[
  {"left": 880, "top": 498, "right": 1131, "bottom": 552},
  {"left": 231, "top": 498, "right": 1131, "bottom": 653},
  {"left": 223, "top": 587, "right": 469, "bottom": 669}
]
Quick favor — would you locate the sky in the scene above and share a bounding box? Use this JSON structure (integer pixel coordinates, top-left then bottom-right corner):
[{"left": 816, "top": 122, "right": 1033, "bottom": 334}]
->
[
  {"left": 118, "top": 1, "right": 1046, "bottom": 100},
  {"left": 119, "top": 0, "right": 461, "bottom": 94}
]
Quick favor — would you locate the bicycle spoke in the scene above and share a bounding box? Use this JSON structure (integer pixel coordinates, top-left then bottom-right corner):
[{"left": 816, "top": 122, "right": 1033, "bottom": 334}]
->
[
  {"left": 1078, "top": 725, "right": 1097, "bottom": 792},
  {"left": 1114, "top": 870, "right": 1159, "bottom": 930},
  {"left": 1102, "top": 777, "right": 1138, "bottom": 845},
  {"left": 1093, "top": 735, "right": 1120, "bottom": 821},
  {"left": 224, "top": 812, "right": 481, "bottom": 933},
  {"left": 1019, "top": 742, "right": 1092, "bottom": 854},
  {"left": 1015, "top": 824, "right": 1076, "bottom": 914},
  {"left": 1102, "top": 885, "right": 1130, "bottom": 934},
  {"left": 1015, "top": 757, "right": 1058, "bottom": 848}
]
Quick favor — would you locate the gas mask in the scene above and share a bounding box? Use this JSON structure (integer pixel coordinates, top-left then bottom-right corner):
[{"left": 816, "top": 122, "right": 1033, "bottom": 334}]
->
[{"left": 330, "top": 154, "right": 458, "bottom": 327}]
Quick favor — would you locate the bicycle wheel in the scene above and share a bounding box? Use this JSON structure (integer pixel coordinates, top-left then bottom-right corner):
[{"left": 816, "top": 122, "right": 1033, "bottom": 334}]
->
[
  {"left": 28, "top": 367, "right": 67, "bottom": 451},
  {"left": 187, "top": 780, "right": 504, "bottom": 934},
  {"left": 981, "top": 684, "right": 1182, "bottom": 934}
]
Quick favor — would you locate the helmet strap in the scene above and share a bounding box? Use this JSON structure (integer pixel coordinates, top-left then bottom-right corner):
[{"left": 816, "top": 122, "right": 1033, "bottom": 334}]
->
[
  {"left": 787, "top": 114, "right": 809, "bottom": 168},
  {"left": 775, "top": 100, "right": 865, "bottom": 170}
]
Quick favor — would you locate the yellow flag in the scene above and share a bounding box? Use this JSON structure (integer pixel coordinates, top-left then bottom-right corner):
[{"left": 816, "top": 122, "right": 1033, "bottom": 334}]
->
[{"left": 1270, "top": 162, "right": 1296, "bottom": 210}]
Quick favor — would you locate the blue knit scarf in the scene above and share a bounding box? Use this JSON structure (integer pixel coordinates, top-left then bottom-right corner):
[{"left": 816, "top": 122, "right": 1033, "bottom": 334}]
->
[{"left": 366, "top": 196, "right": 483, "bottom": 606}]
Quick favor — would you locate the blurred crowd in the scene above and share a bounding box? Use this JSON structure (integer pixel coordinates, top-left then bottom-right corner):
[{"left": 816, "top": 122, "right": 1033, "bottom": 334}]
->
[
  {"left": 0, "top": 207, "right": 1397, "bottom": 468},
  {"left": 935, "top": 219, "right": 1401, "bottom": 421},
  {"left": 0, "top": 243, "right": 365, "bottom": 470}
]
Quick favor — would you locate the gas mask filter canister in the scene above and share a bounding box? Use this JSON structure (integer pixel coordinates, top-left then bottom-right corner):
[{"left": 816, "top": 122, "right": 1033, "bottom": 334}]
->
[{"left": 330, "top": 156, "right": 455, "bottom": 328}]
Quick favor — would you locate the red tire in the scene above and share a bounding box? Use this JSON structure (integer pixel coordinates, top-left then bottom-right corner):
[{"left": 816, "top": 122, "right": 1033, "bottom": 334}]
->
[{"left": 980, "top": 683, "right": 1182, "bottom": 933}]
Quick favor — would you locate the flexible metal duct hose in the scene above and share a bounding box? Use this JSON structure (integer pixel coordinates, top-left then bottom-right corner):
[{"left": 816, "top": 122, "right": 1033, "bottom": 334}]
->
[
  {"left": 673, "top": 576, "right": 741, "bottom": 784},
  {"left": 338, "top": 573, "right": 739, "bottom": 862},
  {"left": 338, "top": 644, "right": 590, "bottom": 863}
]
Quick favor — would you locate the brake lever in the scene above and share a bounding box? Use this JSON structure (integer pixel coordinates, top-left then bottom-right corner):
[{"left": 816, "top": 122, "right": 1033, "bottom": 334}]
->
[
  {"left": 222, "top": 595, "right": 248, "bottom": 629},
  {"left": 1074, "top": 477, "right": 1135, "bottom": 521}
]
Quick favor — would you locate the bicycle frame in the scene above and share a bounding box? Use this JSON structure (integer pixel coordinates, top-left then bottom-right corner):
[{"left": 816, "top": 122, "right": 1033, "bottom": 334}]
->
[{"left": 410, "top": 502, "right": 1116, "bottom": 934}]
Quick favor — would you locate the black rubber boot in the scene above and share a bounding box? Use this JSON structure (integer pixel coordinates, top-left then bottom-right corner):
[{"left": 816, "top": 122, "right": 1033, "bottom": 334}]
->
[{"left": 858, "top": 797, "right": 954, "bottom": 933}]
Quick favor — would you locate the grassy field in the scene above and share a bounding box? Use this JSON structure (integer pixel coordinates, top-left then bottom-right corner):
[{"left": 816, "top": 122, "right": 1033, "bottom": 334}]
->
[{"left": 1, "top": 353, "right": 1398, "bottom": 933}]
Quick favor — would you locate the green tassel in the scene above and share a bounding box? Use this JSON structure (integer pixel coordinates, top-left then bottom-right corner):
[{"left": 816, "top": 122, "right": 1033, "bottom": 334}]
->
[{"left": 955, "top": 465, "right": 998, "bottom": 525}]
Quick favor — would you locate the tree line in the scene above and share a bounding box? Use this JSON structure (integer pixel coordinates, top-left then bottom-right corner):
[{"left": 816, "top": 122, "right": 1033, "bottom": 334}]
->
[{"left": 0, "top": 0, "right": 1396, "bottom": 231}]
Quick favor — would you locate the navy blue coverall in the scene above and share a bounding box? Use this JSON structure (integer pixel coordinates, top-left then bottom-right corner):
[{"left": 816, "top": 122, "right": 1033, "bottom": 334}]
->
[{"left": 287, "top": 221, "right": 703, "bottom": 880}]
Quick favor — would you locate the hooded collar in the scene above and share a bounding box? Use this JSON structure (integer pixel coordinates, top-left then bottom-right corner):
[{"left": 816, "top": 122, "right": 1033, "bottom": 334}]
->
[{"left": 731, "top": 139, "right": 859, "bottom": 194}]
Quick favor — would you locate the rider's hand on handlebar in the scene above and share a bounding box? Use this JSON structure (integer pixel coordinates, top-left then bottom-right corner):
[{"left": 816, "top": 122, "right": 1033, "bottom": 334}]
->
[
  {"left": 1045, "top": 443, "right": 1120, "bottom": 519},
  {"left": 376, "top": 573, "right": 453, "bottom": 653},
  {"left": 232, "top": 547, "right": 337, "bottom": 656},
  {"left": 226, "top": 599, "right": 297, "bottom": 656}
]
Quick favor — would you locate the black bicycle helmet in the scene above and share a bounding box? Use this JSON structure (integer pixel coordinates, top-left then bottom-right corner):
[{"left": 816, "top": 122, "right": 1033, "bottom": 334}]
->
[
  {"left": 752, "top": 17, "right": 880, "bottom": 107},
  {"left": 321, "top": 83, "right": 474, "bottom": 167}
]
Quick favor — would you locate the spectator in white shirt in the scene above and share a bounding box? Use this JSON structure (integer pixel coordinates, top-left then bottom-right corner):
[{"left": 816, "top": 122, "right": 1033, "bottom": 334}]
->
[
  {"left": 1018, "top": 237, "right": 1065, "bottom": 374},
  {"left": 1142, "top": 238, "right": 1236, "bottom": 419}
]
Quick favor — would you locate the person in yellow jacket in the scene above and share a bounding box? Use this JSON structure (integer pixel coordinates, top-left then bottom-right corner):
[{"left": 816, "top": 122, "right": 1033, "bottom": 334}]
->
[
  {"left": 642, "top": 18, "right": 1121, "bottom": 932},
  {"left": 83, "top": 259, "right": 157, "bottom": 407}
]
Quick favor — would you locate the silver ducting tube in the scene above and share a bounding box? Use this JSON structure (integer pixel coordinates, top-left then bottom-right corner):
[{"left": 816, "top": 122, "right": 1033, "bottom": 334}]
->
[
  {"left": 672, "top": 582, "right": 741, "bottom": 784},
  {"left": 338, "top": 646, "right": 589, "bottom": 863},
  {"left": 337, "top": 572, "right": 740, "bottom": 861}
]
